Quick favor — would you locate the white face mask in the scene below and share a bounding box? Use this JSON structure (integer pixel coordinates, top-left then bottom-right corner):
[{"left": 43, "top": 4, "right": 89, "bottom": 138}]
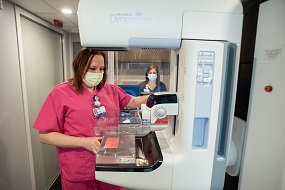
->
[
  {"left": 83, "top": 72, "right": 104, "bottom": 87},
  {"left": 148, "top": 73, "right": 157, "bottom": 82}
]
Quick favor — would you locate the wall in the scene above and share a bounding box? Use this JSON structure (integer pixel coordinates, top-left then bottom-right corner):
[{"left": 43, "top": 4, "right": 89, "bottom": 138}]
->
[
  {"left": 0, "top": 1, "right": 32, "bottom": 189},
  {"left": 17, "top": 10, "right": 66, "bottom": 189},
  {"left": 239, "top": 0, "right": 285, "bottom": 189},
  {"left": 67, "top": 33, "right": 81, "bottom": 78},
  {"left": 0, "top": 1, "right": 74, "bottom": 189}
]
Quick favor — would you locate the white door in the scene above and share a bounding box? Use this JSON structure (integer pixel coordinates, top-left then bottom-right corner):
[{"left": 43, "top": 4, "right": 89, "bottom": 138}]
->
[
  {"left": 16, "top": 7, "right": 65, "bottom": 190},
  {"left": 239, "top": 0, "right": 285, "bottom": 189}
]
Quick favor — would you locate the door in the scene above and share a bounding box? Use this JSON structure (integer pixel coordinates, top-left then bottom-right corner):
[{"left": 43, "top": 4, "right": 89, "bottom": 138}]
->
[{"left": 16, "top": 7, "right": 65, "bottom": 190}]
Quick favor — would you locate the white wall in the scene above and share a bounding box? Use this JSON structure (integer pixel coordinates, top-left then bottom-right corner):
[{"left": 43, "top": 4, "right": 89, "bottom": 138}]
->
[
  {"left": 0, "top": 1, "right": 32, "bottom": 189},
  {"left": 17, "top": 10, "right": 65, "bottom": 190},
  {"left": 0, "top": 1, "right": 73, "bottom": 190},
  {"left": 67, "top": 33, "right": 81, "bottom": 78},
  {"left": 239, "top": 0, "right": 285, "bottom": 189}
]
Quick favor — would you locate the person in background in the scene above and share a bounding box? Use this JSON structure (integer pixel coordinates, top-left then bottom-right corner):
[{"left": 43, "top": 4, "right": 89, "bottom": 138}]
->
[
  {"left": 139, "top": 65, "right": 167, "bottom": 94},
  {"left": 33, "top": 48, "right": 148, "bottom": 190}
]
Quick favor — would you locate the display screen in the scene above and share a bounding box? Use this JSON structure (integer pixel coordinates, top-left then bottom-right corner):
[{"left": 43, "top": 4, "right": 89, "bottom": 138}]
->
[{"left": 146, "top": 93, "right": 177, "bottom": 108}]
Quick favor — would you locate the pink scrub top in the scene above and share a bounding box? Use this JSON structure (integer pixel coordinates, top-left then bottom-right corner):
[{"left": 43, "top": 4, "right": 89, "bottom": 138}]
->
[{"left": 33, "top": 81, "right": 132, "bottom": 181}]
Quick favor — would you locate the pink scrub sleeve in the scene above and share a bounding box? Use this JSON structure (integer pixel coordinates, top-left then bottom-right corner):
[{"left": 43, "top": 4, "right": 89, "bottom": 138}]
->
[
  {"left": 33, "top": 91, "right": 64, "bottom": 133},
  {"left": 116, "top": 85, "right": 132, "bottom": 110}
]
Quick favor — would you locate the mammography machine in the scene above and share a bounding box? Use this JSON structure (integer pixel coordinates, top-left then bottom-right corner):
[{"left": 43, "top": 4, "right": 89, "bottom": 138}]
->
[{"left": 78, "top": 0, "right": 243, "bottom": 189}]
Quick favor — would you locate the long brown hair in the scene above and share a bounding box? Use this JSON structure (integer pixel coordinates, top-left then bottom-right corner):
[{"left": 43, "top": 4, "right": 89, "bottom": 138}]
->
[{"left": 69, "top": 48, "right": 107, "bottom": 93}]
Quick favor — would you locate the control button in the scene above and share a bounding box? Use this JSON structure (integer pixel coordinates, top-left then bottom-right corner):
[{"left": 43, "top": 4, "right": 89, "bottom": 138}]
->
[
  {"left": 197, "top": 68, "right": 203, "bottom": 76},
  {"left": 204, "top": 69, "right": 210, "bottom": 74},
  {"left": 203, "top": 74, "right": 209, "bottom": 78},
  {"left": 155, "top": 107, "right": 167, "bottom": 119},
  {"left": 203, "top": 78, "right": 210, "bottom": 83},
  {"left": 197, "top": 76, "right": 203, "bottom": 82},
  {"left": 208, "top": 70, "right": 213, "bottom": 81},
  {"left": 203, "top": 52, "right": 211, "bottom": 56}
]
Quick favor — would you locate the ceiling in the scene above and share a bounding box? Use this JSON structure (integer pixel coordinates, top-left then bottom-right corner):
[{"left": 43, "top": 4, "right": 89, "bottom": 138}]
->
[{"left": 7, "top": 0, "right": 79, "bottom": 33}]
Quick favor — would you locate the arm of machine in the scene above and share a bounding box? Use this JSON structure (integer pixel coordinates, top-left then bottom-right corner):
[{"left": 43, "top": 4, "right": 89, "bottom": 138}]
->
[{"left": 141, "top": 93, "right": 178, "bottom": 131}]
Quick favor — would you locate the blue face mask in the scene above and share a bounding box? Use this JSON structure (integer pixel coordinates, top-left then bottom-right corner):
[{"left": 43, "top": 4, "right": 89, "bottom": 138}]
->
[{"left": 148, "top": 74, "right": 157, "bottom": 82}]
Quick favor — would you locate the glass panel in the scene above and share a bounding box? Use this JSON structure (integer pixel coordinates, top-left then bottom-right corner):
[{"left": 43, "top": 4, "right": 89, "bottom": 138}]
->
[{"left": 114, "top": 50, "right": 171, "bottom": 95}]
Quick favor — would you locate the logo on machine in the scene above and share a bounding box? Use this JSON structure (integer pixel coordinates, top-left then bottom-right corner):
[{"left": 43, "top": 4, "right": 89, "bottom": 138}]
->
[{"left": 109, "top": 11, "right": 152, "bottom": 24}]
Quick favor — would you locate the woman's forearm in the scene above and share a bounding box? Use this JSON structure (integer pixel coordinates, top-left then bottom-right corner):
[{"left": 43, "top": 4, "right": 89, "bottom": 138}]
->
[
  {"left": 39, "top": 131, "right": 83, "bottom": 147},
  {"left": 39, "top": 131, "right": 102, "bottom": 153},
  {"left": 126, "top": 95, "right": 149, "bottom": 108}
]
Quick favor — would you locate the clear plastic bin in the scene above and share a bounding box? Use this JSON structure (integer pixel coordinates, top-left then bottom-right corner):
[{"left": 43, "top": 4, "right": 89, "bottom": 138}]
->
[
  {"left": 96, "top": 134, "right": 136, "bottom": 164},
  {"left": 94, "top": 109, "right": 150, "bottom": 136}
]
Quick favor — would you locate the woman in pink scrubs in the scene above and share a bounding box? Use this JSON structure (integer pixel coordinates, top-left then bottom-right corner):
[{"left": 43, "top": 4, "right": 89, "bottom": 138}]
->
[{"left": 33, "top": 48, "right": 148, "bottom": 190}]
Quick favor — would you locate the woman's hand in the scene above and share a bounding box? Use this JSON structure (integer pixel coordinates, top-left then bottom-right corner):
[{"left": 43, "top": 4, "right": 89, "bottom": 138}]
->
[{"left": 80, "top": 136, "right": 103, "bottom": 154}]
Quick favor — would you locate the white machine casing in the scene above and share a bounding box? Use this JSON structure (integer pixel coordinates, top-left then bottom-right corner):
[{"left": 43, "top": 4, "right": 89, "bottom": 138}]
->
[
  {"left": 78, "top": 0, "right": 243, "bottom": 189},
  {"left": 78, "top": 0, "right": 242, "bottom": 50}
]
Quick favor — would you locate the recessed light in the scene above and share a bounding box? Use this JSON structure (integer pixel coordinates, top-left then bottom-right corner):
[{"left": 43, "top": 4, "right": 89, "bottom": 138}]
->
[{"left": 62, "top": 9, "right": 72, "bottom": 14}]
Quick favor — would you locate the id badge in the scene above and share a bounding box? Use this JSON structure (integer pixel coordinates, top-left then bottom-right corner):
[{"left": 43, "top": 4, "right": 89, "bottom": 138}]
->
[{"left": 93, "top": 106, "right": 106, "bottom": 117}]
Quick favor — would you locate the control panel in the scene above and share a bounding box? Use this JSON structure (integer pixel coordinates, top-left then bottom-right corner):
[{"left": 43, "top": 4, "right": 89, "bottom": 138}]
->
[
  {"left": 193, "top": 51, "right": 215, "bottom": 148},
  {"left": 196, "top": 51, "right": 214, "bottom": 85}
]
